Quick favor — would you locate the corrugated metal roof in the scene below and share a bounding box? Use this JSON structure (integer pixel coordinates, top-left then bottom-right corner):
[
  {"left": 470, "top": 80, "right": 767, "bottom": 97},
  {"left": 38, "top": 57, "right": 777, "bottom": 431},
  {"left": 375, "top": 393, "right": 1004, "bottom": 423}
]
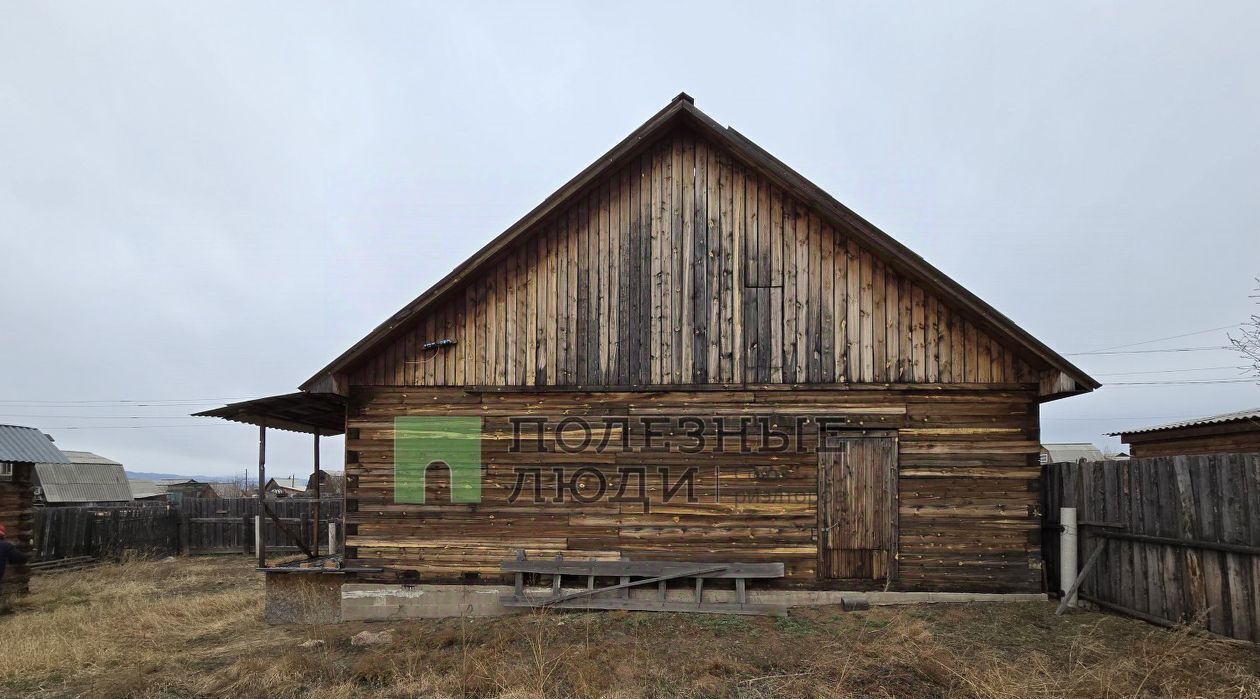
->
[
  {"left": 60, "top": 450, "right": 123, "bottom": 467},
  {"left": 194, "top": 392, "right": 346, "bottom": 436},
  {"left": 34, "top": 462, "right": 133, "bottom": 503},
  {"left": 1109, "top": 408, "right": 1260, "bottom": 436},
  {"left": 128, "top": 480, "right": 167, "bottom": 499},
  {"left": 1042, "top": 443, "right": 1104, "bottom": 463},
  {"left": 0, "top": 424, "right": 68, "bottom": 464}
]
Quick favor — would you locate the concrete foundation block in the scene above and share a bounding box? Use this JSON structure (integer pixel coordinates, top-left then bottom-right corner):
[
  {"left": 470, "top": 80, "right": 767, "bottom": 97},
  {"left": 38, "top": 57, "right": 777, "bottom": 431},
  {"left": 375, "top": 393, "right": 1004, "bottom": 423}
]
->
[
  {"left": 264, "top": 573, "right": 344, "bottom": 625},
  {"left": 337, "top": 583, "right": 1047, "bottom": 621}
]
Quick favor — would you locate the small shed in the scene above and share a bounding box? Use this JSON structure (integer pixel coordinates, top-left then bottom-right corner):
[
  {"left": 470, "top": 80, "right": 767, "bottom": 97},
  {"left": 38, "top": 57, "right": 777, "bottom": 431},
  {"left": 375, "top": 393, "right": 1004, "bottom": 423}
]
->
[
  {"left": 263, "top": 477, "right": 306, "bottom": 498},
  {"left": 0, "top": 424, "right": 68, "bottom": 594},
  {"left": 1039, "top": 443, "right": 1104, "bottom": 465},
  {"left": 209, "top": 482, "right": 243, "bottom": 498},
  {"left": 160, "top": 479, "right": 217, "bottom": 502},
  {"left": 1111, "top": 408, "right": 1260, "bottom": 457},
  {"left": 33, "top": 451, "right": 133, "bottom": 506},
  {"left": 128, "top": 479, "right": 168, "bottom": 502}
]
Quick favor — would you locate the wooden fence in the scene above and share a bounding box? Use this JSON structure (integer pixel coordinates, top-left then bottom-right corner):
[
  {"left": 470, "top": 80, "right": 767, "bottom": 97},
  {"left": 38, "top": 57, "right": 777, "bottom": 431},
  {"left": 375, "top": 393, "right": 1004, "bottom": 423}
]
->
[
  {"left": 1043, "top": 453, "right": 1259, "bottom": 643},
  {"left": 33, "top": 506, "right": 181, "bottom": 560},
  {"left": 177, "top": 497, "right": 342, "bottom": 554},
  {"left": 30, "top": 497, "right": 343, "bottom": 563}
]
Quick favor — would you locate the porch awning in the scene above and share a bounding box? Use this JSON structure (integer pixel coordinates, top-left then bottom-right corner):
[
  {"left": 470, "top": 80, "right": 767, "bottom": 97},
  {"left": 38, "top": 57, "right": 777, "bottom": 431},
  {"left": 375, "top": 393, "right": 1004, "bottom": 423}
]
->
[{"left": 194, "top": 392, "right": 346, "bottom": 436}]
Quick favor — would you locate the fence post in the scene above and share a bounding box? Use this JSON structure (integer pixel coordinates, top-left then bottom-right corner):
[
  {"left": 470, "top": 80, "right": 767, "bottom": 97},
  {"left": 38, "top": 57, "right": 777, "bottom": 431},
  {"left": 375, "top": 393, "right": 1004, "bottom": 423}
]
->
[
  {"left": 178, "top": 511, "right": 190, "bottom": 555},
  {"left": 254, "top": 515, "right": 263, "bottom": 565},
  {"left": 1059, "top": 507, "right": 1078, "bottom": 606}
]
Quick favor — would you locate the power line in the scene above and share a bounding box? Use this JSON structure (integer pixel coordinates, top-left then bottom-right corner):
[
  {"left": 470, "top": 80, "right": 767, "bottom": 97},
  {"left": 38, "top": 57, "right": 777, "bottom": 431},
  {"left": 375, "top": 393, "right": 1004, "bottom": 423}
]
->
[
  {"left": 0, "top": 414, "right": 201, "bottom": 420},
  {"left": 1077, "top": 324, "right": 1242, "bottom": 354},
  {"left": 43, "top": 424, "right": 240, "bottom": 430},
  {"left": 1104, "top": 378, "right": 1255, "bottom": 386},
  {"left": 1066, "top": 346, "right": 1232, "bottom": 356},
  {"left": 1093, "top": 365, "right": 1244, "bottom": 376},
  {"left": 0, "top": 397, "right": 246, "bottom": 405}
]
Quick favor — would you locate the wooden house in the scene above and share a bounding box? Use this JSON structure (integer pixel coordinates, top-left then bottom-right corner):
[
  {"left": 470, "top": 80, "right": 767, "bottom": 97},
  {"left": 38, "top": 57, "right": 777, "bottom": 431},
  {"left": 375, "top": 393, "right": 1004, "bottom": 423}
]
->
[
  {"left": 263, "top": 477, "right": 306, "bottom": 498},
  {"left": 160, "top": 479, "right": 218, "bottom": 502},
  {"left": 200, "top": 95, "right": 1097, "bottom": 593},
  {"left": 0, "top": 424, "right": 68, "bottom": 594},
  {"left": 1112, "top": 408, "right": 1260, "bottom": 458}
]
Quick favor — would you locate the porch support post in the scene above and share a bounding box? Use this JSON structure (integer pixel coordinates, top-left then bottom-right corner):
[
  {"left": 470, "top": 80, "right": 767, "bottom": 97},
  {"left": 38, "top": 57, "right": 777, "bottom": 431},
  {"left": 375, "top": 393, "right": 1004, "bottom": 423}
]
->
[
  {"left": 312, "top": 432, "right": 321, "bottom": 557},
  {"left": 257, "top": 423, "right": 267, "bottom": 568}
]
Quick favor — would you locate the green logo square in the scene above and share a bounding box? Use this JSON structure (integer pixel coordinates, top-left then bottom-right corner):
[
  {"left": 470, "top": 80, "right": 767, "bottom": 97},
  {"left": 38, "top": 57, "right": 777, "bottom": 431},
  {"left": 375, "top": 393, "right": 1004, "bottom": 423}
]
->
[{"left": 393, "top": 416, "right": 483, "bottom": 504}]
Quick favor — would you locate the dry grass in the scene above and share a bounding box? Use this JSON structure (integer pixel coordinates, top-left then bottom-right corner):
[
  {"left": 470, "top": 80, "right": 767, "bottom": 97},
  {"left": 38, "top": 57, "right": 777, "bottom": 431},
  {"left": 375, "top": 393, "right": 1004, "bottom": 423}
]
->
[{"left": 1, "top": 557, "right": 1258, "bottom": 698}]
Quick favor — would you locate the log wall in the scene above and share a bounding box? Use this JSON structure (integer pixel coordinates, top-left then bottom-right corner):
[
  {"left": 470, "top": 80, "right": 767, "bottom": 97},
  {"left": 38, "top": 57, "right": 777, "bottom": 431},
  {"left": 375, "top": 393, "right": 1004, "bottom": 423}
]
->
[
  {"left": 0, "top": 463, "right": 34, "bottom": 595},
  {"left": 343, "top": 386, "right": 1043, "bottom": 592}
]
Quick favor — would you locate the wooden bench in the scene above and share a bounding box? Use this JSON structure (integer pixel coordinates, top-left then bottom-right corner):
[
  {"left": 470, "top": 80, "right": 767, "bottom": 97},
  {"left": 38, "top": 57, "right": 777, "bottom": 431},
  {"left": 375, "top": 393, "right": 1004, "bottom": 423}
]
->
[{"left": 499, "top": 552, "right": 786, "bottom": 616}]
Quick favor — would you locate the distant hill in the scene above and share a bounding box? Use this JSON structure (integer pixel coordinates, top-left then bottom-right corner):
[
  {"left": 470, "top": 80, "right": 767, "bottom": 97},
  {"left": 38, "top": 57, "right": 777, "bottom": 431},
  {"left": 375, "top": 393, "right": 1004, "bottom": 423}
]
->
[{"left": 125, "top": 471, "right": 239, "bottom": 482}]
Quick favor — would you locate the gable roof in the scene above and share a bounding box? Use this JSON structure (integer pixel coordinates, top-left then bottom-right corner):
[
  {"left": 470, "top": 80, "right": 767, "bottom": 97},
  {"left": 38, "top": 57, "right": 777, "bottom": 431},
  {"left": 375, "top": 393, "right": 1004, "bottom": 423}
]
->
[
  {"left": 301, "top": 93, "right": 1098, "bottom": 398},
  {"left": 61, "top": 450, "right": 123, "bottom": 467},
  {"left": 1041, "top": 443, "right": 1104, "bottom": 463},
  {"left": 128, "top": 479, "right": 167, "bottom": 499},
  {"left": 34, "top": 461, "right": 133, "bottom": 503},
  {"left": 0, "top": 424, "right": 68, "bottom": 464}
]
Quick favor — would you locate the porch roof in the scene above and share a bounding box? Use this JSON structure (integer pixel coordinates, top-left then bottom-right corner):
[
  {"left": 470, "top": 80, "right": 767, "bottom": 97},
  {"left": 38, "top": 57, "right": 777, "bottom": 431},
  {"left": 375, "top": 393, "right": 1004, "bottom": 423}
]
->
[{"left": 193, "top": 392, "right": 346, "bottom": 436}]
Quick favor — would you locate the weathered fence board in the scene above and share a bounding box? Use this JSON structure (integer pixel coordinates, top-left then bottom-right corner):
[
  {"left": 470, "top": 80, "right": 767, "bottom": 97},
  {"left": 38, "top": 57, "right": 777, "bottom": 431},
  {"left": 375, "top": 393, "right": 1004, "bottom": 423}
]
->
[
  {"left": 33, "top": 506, "right": 181, "bottom": 561},
  {"left": 1044, "top": 453, "right": 1260, "bottom": 643},
  {"left": 177, "top": 497, "right": 342, "bottom": 554},
  {"left": 31, "top": 498, "right": 344, "bottom": 564}
]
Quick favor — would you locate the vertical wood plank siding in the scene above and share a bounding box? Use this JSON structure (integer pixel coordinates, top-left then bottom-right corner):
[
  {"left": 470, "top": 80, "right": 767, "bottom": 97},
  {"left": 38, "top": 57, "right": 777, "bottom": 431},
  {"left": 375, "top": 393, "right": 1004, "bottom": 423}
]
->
[
  {"left": 344, "top": 386, "right": 1043, "bottom": 592},
  {"left": 347, "top": 127, "right": 1041, "bottom": 389}
]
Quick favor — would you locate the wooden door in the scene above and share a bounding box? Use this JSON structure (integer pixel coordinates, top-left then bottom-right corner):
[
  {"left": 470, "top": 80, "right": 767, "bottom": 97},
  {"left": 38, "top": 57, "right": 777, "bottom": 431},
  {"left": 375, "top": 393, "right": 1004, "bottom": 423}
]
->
[{"left": 818, "top": 431, "right": 898, "bottom": 581}]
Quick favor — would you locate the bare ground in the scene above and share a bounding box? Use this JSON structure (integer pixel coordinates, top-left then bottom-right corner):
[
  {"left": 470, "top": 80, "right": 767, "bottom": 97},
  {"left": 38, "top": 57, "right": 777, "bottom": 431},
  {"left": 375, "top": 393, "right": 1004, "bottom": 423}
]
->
[{"left": 1, "top": 556, "right": 1257, "bottom": 698}]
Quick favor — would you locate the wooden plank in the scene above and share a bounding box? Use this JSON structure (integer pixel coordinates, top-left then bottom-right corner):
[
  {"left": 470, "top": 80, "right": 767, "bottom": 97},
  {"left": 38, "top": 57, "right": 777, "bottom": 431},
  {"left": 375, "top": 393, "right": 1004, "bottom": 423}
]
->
[
  {"left": 502, "top": 560, "right": 784, "bottom": 578},
  {"left": 704, "top": 142, "right": 722, "bottom": 383},
  {"left": 520, "top": 565, "right": 727, "bottom": 606},
  {"left": 717, "top": 152, "right": 735, "bottom": 383},
  {"left": 1222, "top": 454, "right": 1252, "bottom": 640},
  {"left": 851, "top": 242, "right": 867, "bottom": 382},
  {"left": 502, "top": 596, "right": 786, "bottom": 616},
  {"left": 820, "top": 223, "right": 835, "bottom": 382}
]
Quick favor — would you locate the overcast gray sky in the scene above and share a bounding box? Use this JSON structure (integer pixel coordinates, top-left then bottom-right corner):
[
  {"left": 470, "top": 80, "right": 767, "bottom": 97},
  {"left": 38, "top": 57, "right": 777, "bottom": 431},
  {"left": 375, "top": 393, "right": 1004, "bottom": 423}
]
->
[{"left": 2, "top": 2, "right": 1258, "bottom": 477}]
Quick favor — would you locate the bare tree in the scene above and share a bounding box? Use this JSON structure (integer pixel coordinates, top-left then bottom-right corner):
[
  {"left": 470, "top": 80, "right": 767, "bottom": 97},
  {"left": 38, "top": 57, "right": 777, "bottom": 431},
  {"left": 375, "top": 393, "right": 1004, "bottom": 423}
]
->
[
  {"left": 1231, "top": 278, "right": 1260, "bottom": 381},
  {"left": 323, "top": 472, "right": 345, "bottom": 496},
  {"left": 230, "top": 468, "right": 255, "bottom": 496}
]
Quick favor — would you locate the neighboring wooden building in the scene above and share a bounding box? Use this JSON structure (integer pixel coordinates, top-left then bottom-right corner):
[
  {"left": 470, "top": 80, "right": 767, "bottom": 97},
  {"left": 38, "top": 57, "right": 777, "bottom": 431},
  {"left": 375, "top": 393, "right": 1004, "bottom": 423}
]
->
[
  {"left": 1112, "top": 408, "right": 1260, "bottom": 458},
  {"left": 33, "top": 451, "right": 133, "bottom": 507},
  {"left": 1039, "top": 443, "right": 1104, "bottom": 465},
  {"left": 160, "top": 479, "right": 217, "bottom": 502},
  {"left": 128, "top": 479, "right": 168, "bottom": 502},
  {"left": 200, "top": 95, "right": 1097, "bottom": 593},
  {"left": 0, "top": 425, "right": 68, "bottom": 595},
  {"left": 263, "top": 477, "right": 306, "bottom": 498}
]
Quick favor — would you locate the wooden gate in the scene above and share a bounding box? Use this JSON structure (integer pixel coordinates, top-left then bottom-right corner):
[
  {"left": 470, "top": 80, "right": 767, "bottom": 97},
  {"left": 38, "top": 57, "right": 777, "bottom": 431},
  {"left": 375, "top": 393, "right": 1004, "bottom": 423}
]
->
[{"left": 818, "top": 431, "right": 898, "bottom": 581}]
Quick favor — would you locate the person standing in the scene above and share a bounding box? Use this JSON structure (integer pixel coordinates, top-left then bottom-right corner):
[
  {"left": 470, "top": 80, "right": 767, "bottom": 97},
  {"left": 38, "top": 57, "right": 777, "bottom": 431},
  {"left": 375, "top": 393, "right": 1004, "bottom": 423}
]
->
[{"left": 0, "top": 524, "right": 30, "bottom": 596}]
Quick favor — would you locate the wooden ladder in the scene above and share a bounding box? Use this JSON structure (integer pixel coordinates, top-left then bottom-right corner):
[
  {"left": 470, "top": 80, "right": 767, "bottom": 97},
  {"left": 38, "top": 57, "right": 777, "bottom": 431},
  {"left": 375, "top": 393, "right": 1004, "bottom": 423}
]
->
[{"left": 499, "top": 552, "right": 787, "bottom": 616}]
